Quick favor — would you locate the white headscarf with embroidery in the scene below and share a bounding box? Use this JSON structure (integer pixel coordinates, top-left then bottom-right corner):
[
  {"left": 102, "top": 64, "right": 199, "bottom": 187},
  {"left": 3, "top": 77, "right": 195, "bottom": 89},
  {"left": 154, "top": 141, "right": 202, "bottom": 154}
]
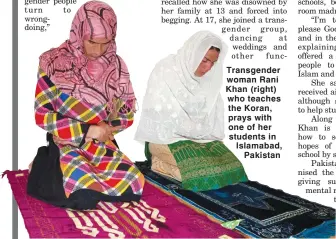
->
[{"left": 135, "top": 31, "right": 228, "bottom": 144}]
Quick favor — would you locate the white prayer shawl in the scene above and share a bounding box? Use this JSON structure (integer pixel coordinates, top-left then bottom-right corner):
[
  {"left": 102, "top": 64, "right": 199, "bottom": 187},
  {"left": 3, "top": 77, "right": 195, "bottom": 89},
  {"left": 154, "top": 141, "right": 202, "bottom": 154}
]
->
[{"left": 135, "top": 31, "right": 229, "bottom": 144}]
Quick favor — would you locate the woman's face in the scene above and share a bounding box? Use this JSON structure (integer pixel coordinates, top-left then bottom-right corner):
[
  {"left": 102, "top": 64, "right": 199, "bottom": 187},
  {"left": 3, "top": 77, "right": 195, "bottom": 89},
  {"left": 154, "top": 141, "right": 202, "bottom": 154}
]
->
[
  {"left": 194, "top": 48, "right": 219, "bottom": 77},
  {"left": 83, "top": 36, "right": 113, "bottom": 60}
]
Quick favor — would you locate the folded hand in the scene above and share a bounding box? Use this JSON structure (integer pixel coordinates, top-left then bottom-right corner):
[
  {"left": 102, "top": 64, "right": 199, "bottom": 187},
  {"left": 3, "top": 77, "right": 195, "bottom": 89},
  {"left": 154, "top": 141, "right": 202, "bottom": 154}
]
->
[
  {"left": 86, "top": 121, "right": 123, "bottom": 142},
  {"left": 53, "top": 135, "right": 78, "bottom": 146}
]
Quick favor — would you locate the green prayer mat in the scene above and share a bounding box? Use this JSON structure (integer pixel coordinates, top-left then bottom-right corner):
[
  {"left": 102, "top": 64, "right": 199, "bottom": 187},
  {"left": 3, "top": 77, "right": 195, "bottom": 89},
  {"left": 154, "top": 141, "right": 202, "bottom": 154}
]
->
[{"left": 145, "top": 140, "right": 248, "bottom": 191}]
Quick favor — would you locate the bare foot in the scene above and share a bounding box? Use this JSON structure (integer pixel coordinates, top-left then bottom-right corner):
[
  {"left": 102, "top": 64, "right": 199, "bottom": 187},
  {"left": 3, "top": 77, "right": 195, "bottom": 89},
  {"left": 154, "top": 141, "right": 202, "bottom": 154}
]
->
[{"left": 28, "top": 162, "right": 32, "bottom": 173}]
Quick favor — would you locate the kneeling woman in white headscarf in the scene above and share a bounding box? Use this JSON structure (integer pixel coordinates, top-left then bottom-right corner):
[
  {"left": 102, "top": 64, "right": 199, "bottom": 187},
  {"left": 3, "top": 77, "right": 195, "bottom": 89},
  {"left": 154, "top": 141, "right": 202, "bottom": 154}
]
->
[{"left": 134, "top": 31, "right": 248, "bottom": 192}]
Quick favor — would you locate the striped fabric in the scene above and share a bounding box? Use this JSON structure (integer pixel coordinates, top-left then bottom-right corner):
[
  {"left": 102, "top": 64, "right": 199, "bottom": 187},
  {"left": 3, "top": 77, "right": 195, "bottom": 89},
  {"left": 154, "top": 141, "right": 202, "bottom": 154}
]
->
[{"left": 34, "top": 68, "right": 145, "bottom": 198}]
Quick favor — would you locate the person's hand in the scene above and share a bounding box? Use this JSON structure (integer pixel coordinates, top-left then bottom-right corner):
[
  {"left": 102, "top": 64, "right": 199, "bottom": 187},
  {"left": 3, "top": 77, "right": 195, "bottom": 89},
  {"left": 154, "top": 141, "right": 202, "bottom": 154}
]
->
[
  {"left": 53, "top": 135, "right": 78, "bottom": 146},
  {"left": 98, "top": 121, "right": 117, "bottom": 141},
  {"left": 110, "top": 125, "right": 123, "bottom": 135},
  {"left": 86, "top": 122, "right": 124, "bottom": 143},
  {"left": 96, "top": 122, "right": 123, "bottom": 140},
  {"left": 28, "top": 161, "right": 32, "bottom": 173},
  {"left": 87, "top": 122, "right": 113, "bottom": 142}
]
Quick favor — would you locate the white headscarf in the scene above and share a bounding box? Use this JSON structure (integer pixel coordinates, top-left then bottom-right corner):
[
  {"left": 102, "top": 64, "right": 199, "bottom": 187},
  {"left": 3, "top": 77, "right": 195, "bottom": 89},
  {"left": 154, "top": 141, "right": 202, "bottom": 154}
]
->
[{"left": 134, "top": 31, "right": 228, "bottom": 144}]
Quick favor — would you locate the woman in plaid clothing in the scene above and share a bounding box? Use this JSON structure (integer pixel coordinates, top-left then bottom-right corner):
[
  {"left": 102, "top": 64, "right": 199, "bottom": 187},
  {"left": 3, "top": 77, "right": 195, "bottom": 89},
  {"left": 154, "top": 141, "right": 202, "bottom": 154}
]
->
[{"left": 27, "top": 1, "right": 145, "bottom": 210}]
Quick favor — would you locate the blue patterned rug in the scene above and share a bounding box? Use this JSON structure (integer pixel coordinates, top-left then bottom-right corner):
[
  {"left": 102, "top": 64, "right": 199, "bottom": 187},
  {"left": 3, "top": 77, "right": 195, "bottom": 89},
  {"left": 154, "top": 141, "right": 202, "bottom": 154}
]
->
[{"left": 136, "top": 162, "right": 336, "bottom": 238}]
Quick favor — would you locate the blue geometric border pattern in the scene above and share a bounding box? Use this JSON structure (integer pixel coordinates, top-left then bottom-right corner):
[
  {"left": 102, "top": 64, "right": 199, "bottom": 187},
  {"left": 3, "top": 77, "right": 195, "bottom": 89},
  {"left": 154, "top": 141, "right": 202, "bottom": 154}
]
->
[{"left": 196, "top": 183, "right": 311, "bottom": 226}]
